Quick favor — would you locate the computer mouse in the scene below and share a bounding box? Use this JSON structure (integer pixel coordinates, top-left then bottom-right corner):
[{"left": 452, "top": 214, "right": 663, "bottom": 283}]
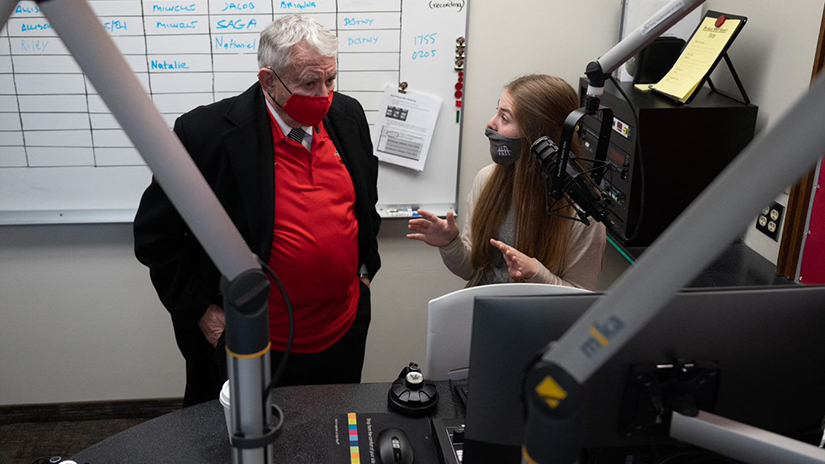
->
[{"left": 376, "top": 427, "right": 414, "bottom": 464}]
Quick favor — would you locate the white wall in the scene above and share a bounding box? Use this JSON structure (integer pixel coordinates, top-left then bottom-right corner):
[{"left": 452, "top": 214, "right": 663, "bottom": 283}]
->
[
  {"left": 2, "top": 0, "right": 821, "bottom": 405},
  {"left": 705, "top": 0, "right": 823, "bottom": 263}
]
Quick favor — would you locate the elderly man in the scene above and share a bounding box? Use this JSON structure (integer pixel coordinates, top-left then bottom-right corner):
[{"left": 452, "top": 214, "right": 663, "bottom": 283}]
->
[{"left": 134, "top": 15, "right": 380, "bottom": 406}]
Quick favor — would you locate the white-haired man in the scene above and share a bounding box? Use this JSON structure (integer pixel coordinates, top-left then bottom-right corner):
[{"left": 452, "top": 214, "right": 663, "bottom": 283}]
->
[{"left": 134, "top": 15, "right": 380, "bottom": 406}]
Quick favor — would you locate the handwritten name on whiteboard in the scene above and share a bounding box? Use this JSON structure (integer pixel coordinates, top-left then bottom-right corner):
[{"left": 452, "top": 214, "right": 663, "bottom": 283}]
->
[
  {"left": 221, "top": 2, "right": 256, "bottom": 11},
  {"left": 151, "top": 59, "right": 190, "bottom": 71},
  {"left": 20, "top": 22, "right": 52, "bottom": 33},
  {"left": 19, "top": 39, "right": 50, "bottom": 52},
  {"left": 348, "top": 36, "right": 379, "bottom": 46},
  {"left": 152, "top": 4, "right": 198, "bottom": 13},
  {"left": 279, "top": 1, "right": 317, "bottom": 10},
  {"left": 343, "top": 17, "right": 375, "bottom": 27},
  {"left": 215, "top": 18, "right": 258, "bottom": 30},
  {"left": 155, "top": 20, "right": 199, "bottom": 30},
  {"left": 214, "top": 36, "right": 258, "bottom": 50},
  {"left": 14, "top": 5, "right": 41, "bottom": 14}
]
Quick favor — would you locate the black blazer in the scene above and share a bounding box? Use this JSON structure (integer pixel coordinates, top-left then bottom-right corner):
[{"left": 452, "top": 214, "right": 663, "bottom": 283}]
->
[{"left": 134, "top": 83, "right": 380, "bottom": 361}]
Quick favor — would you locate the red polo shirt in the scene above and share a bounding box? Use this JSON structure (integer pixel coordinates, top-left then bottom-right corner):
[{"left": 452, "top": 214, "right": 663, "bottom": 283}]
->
[{"left": 266, "top": 108, "right": 360, "bottom": 353}]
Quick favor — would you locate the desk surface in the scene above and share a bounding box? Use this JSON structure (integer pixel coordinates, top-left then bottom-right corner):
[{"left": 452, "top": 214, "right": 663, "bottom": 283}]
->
[
  {"left": 72, "top": 382, "right": 460, "bottom": 464},
  {"left": 611, "top": 241, "right": 795, "bottom": 287}
]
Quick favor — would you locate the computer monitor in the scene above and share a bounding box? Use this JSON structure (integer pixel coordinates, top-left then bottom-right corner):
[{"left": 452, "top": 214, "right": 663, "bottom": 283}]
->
[{"left": 463, "top": 286, "right": 825, "bottom": 464}]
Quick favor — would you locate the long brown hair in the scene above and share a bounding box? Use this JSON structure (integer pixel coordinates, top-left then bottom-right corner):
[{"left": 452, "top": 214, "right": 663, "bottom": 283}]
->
[{"left": 471, "top": 74, "right": 580, "bottom": 277}]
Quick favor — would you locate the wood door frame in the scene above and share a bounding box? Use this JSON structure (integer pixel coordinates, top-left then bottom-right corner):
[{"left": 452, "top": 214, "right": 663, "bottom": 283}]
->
[{"left": 776, "top": 5, "right": 825, "bottom": 279}]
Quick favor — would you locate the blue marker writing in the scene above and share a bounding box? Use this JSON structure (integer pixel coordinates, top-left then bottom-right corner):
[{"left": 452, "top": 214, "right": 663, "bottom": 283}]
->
[
  {"left": 152, "top": 4, "right": 197, "bottom": 12},
  {"left": 155, "top": 20, "right": 198, "bottom": 30},
  {"left": 19, "top": 39, "right": 49, "bottom": 52},
  {"left": 347, "top": 37, "right": 379, "bottom": 46},
  {"left": 214, "top": 36, "right": 257, "bottom": 50},
  {"left": 279, "top": 1, "right": 317, "bottom": 10},
  {"left": 343, "top": 17, "right": 375, "bottom": 27},
  {"left": 216, "top": 18, "right": 258, "bottom": 30},
  {"left": 150, "top": 59, "right": 190, "bottom": 70},
  {"left": 15, "top": 5, "right": 41, "bottom": 14},
  {"left": 21, "top": 23, "right": 52, "bottom": 33},
  {"left": 104, "top": 20, "right": 128, "bottom": 33},
  {"left": 222, "top": 1, "right": 256, "bottom": 12}
]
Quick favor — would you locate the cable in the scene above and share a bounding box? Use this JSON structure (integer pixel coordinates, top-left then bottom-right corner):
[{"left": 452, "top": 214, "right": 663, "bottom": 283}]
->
[
  {"left": 543, "top": 177, "right": 590, "bottom": 224},
  {"left": 570, "top": 156, "right": 610, "bottom": 177},
  {"left": 609, "top": 75, "right": 646, "bottom": 243},
  {"left": 256, "top": 257, "right": 294, "bottom": 385}
]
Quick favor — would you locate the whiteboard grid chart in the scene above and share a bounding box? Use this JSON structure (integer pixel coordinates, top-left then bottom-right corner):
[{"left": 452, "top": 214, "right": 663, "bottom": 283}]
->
[
  {"left": 0, "top": 0, "right": 402, "bottom": 168},
  {"left": 0, "top": 0, "right": 467, "bottom": 223}
]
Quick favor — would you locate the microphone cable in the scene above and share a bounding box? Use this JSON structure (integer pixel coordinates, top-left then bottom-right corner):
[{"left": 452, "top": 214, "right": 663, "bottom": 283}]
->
[{"left": 256, "top": 256, "right": 294, "bottom": 385}]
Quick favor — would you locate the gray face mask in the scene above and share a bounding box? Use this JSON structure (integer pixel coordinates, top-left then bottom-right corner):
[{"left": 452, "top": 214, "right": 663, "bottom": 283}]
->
[{"left": 485, "top": 127, "right": 522, "bottom": 166}]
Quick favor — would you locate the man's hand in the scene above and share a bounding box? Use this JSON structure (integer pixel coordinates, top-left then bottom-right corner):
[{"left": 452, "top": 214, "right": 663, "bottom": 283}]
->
[
  {"left": 198, "top": 304, "right": 226, "bottom": 347},
  {"left": 359, "top": 276, "right": 371, "bottom": 288},
  {"left": 490, "top": 238, "right": 539, "bottom": 280},
  {"left": 406, "top": 209, "right": 459, "bottom": 247}
]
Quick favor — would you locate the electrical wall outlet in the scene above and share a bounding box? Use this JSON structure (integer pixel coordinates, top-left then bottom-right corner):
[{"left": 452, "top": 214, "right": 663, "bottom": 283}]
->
[{"left": 755, "top": 201, "right": 784, "bottom": 241}]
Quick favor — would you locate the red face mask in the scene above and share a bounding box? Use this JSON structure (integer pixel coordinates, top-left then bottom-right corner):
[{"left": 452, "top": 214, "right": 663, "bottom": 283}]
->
[
  {"left": 282, "top": 91, "right": 333, "bottom": 127},
  {"left": 268, "top": 67, "right": 333, "bottom": 127}
]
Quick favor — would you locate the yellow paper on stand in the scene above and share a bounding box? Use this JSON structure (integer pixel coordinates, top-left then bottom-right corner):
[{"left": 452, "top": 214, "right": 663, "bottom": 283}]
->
[{"left": 651, "top": 17, "right": 741, "bottom": 103}]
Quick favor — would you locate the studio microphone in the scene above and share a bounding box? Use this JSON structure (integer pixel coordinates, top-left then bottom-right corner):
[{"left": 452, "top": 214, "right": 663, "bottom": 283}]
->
[{"left": 531, "top": 136, "right": 621, "bottom": 237}]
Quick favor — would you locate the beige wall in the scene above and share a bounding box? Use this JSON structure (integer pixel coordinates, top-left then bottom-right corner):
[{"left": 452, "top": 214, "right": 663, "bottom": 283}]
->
[
  {"left": 457, "top": 1, "right": 622, "bottom": 218},
  {"left": 705, "top": 0, "right": 823, "bottom": 264},
  {"left": 0, "top": 224, "right": 184, "bottom": 403},
  {"left": 365, "top": 0, "right": 624, "bottom": 385},
  {"left": 2, "top": 0, "right": 822, "bottom": 405},
  {"left": 0, "top": 1, "right": 624, "bottom": 406}
]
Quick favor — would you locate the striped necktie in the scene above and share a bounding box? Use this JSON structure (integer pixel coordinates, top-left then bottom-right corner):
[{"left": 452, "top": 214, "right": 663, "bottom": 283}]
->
[{"left": 287, "top": 127, "right": 305, "bottom": 144}]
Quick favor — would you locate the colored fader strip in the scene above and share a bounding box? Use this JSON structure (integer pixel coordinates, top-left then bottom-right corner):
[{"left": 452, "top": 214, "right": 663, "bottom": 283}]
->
[{"left": 348, "top": 412, "right": 361, "bottom": 464}]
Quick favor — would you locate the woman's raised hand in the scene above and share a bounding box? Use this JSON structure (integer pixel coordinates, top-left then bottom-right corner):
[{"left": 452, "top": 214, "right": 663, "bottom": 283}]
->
[{"left": 407, "top": 209, "right": 459, "bottom": 247}]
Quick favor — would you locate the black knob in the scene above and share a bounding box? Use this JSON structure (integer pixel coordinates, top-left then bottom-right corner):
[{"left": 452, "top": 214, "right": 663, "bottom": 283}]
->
[
  {"left": 405, "top": 371, "right": 424, "bottom": 390},
  {"left": 453, "top": 427, "right": 465, "bottom": 443}
]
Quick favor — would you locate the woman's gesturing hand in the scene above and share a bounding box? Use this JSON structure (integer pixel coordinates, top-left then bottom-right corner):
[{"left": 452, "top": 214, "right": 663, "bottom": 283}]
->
[
  {"left": 490, "top": 238, "right": 539, "bottom": 280},
  {"left": 407, "top": 209, "right": 459, "bottom": 247}
]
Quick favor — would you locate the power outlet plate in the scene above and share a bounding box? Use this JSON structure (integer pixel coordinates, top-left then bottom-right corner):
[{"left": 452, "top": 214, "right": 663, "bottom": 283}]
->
[{"left": 755, "top": 201, "right": 784, "bottom": 241}]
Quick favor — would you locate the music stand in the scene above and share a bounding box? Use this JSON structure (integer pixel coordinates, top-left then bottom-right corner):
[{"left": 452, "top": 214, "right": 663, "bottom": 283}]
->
[{"left": 651, "top": 10, "right": 750, "bottom": 105}]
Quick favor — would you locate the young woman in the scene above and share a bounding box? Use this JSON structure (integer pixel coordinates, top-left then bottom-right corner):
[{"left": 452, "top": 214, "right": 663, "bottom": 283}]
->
[{"left": 407, "top": 74, "right": 605, "bottom": 290}]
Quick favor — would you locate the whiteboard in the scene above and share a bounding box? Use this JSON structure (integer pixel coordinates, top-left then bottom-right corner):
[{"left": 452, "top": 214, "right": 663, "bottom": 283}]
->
[{"left": 0, "top": 0, "right": 468, "bottom": 224}]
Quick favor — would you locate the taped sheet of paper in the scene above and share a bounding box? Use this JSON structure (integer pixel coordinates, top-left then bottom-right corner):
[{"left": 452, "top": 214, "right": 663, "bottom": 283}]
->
[{"left": 373, "top": 85, "right": 442, "bottom": 171}]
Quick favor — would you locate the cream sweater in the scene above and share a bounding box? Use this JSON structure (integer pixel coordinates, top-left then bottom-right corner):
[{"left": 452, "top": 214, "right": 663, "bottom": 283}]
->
[{"left": 439, "top": 164, "right": 606, "bottom": 290}]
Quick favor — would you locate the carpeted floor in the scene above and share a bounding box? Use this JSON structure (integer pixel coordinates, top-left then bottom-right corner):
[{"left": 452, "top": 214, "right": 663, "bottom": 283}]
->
[{"left": 0, "top": 398, "right": 183, "bottom": 464}]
